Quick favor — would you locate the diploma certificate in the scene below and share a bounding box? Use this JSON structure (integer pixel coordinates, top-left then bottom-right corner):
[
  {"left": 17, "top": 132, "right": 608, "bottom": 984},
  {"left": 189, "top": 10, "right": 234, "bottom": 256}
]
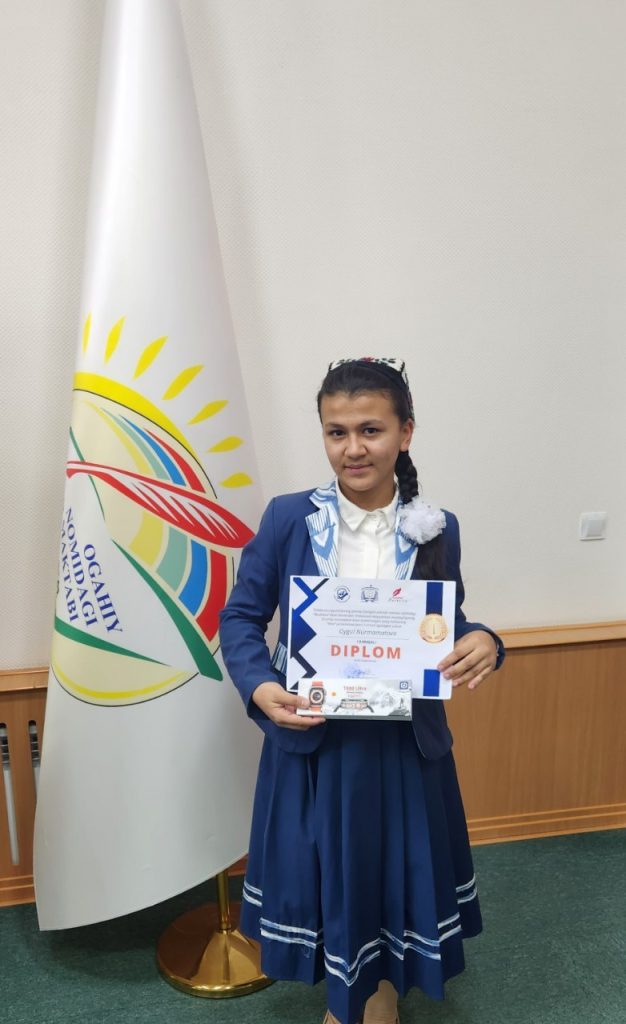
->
[{"left": 287, "top": 576, "right": 456, "bottom": 718}]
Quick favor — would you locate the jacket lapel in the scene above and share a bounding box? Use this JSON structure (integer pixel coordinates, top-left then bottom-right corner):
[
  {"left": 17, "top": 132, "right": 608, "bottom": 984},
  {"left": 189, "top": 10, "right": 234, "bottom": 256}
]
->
[
  {"left": 394, "top": 506, "right": 418, "bottom": 579},
  {"left": 306, "top": 482, "right": 339, "bottom": 576}
]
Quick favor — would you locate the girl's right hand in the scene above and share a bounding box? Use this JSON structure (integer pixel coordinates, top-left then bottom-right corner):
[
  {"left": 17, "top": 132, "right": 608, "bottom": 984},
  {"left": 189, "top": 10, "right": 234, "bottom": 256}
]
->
[{"left": 252, "top": 682, "right": 326, "bottom": 730}]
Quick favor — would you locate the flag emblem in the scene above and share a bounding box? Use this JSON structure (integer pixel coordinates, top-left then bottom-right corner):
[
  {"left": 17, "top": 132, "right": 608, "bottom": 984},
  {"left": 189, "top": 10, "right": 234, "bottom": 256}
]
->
[{"left": 52, "top": 327, "right": 254, "bottom": 706}]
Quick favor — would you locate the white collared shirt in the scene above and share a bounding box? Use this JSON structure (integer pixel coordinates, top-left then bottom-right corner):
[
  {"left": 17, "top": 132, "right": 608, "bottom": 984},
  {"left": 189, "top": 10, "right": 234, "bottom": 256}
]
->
[{"left": 336, "top": 482, "right": 398, "bottom": 579}]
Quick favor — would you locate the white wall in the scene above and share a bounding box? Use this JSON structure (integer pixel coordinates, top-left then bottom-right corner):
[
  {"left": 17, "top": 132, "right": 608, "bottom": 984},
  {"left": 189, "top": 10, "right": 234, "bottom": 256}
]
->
[{"left": 1, "top": 0, "right": 625, "bottom": 668}]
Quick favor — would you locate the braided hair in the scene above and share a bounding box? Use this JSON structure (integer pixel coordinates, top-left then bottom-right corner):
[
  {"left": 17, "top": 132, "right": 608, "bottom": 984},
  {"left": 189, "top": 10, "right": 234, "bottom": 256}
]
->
[{"left": 316, "top": 359, "right": 446, "bottom": 579}]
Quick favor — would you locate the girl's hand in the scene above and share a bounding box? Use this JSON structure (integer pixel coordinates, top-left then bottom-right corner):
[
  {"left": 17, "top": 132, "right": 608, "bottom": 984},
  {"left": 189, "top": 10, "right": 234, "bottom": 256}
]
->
[
  {"left": 437, "top": 630, "right": 498, "bottom": 691},
  {"left": 252, "top": 681, "right": 326, "bottom": 730}
]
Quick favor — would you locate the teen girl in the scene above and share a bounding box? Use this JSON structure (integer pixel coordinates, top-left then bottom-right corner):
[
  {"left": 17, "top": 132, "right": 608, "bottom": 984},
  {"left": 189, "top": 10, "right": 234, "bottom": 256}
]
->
[{"left": 219, "top": 357, "right": 504, "bottom": 1024}]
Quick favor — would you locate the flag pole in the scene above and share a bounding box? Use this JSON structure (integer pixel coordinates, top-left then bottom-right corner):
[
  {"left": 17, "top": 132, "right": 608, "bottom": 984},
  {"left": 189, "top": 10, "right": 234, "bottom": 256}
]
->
[{"left": 157, "top": 869, "right": 273, "bottom": 997}]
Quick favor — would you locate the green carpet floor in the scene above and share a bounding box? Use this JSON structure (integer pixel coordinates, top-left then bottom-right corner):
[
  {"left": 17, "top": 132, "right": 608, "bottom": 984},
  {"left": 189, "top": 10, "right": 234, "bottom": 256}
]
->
[{"left": 2, "top": 830, "right": 625, "bottom": 1024}]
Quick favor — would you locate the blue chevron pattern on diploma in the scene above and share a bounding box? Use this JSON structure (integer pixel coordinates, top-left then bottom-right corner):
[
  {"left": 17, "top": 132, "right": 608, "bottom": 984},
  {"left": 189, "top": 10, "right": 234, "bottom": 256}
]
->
[{"left": 289, "top": 576, "right": 330, "bottom": 682}]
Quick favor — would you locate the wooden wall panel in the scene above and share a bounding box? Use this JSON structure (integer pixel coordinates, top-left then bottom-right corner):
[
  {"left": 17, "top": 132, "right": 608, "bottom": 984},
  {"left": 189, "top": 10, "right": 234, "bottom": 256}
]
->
[
  {"left": 0, "top": 670, "right": 47, "bottom": 906},
  {"left": 448, "top": 637, "right": 626, "bottom": 843}
]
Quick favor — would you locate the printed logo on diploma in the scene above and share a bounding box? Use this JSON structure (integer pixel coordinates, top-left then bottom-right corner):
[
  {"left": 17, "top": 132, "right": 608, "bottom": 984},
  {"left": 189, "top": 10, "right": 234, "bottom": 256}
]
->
[{"left": 287, "top": 576, "right": 456, "bottom": 718}]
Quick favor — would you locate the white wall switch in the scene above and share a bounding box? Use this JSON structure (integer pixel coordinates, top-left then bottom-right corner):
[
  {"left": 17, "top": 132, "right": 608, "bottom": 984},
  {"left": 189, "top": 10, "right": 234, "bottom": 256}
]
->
[{"left": 579, "top": 512, "right": 607, "bottom": 540}]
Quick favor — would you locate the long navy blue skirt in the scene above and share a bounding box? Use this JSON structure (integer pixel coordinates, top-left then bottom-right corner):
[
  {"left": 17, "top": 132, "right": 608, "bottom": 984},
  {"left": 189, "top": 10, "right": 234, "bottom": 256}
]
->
[{"left": 240, "top": 721, "right": 481, "bottom": 1024}]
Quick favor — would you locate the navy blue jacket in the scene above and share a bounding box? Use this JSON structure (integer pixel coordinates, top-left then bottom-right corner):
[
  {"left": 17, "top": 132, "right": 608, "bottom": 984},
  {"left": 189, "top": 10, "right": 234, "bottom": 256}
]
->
[{"left": 219, "top": 483, "right": 504, "bottom": 759}]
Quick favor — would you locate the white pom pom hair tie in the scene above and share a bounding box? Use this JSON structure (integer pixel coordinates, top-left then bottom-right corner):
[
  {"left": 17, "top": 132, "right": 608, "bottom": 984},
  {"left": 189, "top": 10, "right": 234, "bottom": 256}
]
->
[{"left": 397, "top": 497, "right": 446, "bottom": 545}]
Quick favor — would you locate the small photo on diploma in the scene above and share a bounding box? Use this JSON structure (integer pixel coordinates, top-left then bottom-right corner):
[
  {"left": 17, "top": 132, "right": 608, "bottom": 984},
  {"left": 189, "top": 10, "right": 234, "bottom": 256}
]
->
[{"left": 287, "top": 576, "right": 456, "bottom": 719}]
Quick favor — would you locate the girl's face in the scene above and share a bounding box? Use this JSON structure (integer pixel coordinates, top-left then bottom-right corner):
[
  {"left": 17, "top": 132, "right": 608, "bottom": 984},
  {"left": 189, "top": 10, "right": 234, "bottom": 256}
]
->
[{"left": 320, "top": 390, "right": 413, "bottom": 510}]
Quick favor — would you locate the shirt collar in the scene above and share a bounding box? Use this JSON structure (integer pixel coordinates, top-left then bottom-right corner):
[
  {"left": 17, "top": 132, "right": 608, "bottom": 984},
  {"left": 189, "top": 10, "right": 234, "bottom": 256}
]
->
[{"left": 335, "top": 479, "right": 398, "bottom": 532}]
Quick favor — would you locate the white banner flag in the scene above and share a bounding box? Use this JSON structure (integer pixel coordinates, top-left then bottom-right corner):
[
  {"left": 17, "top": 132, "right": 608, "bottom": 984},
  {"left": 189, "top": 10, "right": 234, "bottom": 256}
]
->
[{"left": 34, "top": 0, "right": 263, "bottom": 929}]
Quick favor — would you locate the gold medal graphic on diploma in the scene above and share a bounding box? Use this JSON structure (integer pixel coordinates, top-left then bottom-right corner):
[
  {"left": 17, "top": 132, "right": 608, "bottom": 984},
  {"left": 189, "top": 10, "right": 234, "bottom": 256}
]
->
[
  {"left": 419, "top": 613, "right": 449, "bottom": 644},
  {"left": 420, "top": 580, "right": 448, "bottom": 643}
]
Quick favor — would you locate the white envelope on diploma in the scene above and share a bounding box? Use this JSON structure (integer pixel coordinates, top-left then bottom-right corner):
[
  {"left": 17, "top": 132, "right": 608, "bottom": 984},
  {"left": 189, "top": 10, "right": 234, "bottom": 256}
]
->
[{"left": 287, "top": 576, "right": 456, "bottom": 718}]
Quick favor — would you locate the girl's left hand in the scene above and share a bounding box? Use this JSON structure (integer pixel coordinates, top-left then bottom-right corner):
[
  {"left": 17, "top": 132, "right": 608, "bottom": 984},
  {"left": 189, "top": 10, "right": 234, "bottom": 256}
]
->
[{"left": 437, "top": 630, "right": 498, "bottom": 691}]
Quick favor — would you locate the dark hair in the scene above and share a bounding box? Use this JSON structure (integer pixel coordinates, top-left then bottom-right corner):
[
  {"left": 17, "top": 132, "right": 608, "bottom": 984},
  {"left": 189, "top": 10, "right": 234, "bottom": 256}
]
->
[{"left": 317, "top": 359, "right": 446, "bottom": 580}]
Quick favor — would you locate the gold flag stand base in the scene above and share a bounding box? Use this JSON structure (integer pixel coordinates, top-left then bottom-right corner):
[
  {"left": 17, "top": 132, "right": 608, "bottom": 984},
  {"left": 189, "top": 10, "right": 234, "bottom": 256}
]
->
[{"left": 157, "top": 869, "right": 273, "bottom": 998}]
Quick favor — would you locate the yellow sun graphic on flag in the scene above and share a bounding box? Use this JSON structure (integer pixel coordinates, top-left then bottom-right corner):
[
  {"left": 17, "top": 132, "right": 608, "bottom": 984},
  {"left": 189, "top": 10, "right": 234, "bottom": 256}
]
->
[{"left": 51, "top": 315, "right": 256, "bottom": 707}]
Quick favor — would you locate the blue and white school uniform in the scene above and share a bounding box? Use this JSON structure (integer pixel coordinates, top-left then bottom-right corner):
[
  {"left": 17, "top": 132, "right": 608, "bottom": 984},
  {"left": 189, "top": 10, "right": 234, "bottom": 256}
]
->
[{"left": 219, "top": 482, "right": 504, "bottom": 1024}]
